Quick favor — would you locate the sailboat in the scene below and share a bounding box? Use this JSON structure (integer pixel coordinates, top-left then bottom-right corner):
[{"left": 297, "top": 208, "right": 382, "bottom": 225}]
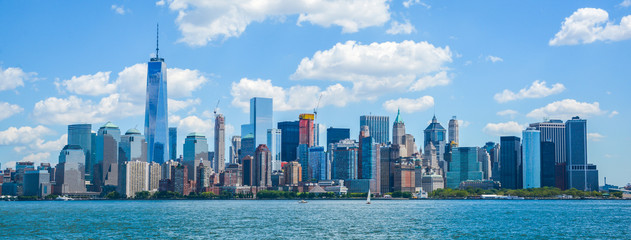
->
[{"left": 366, "top": 189, "right": 371, "bottom": 204}]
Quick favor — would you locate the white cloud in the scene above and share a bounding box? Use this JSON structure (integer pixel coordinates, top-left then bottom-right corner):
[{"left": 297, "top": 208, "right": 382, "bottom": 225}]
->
[
  {"left": 609, "top": 110, "right": 619, "bottom": 118},
  {"left": 588, "top": 132, "right": 605, "bottom": 142},
  {"left": 32, "top": 95, "right": 140, "bottom": 125},
  {"left": 486, "top": 55, "right": 503, "bottom": 63},
  {"left": 382, "top": 96, "right": 434, "bottom": 113},
  {"left": 386, "top": 20, "right": 416, "bottom": 35},
  {"left": 497, "top": 109, "right": 519, "bottom": 118},
  {"left": 111, "top": 5, "right": 127, "bottom": 15},
  {"left": 156, "top": 0, "right": 166, "bottom": 6},
  {"left": 494, "top": 80, "right": 565, "bottom": 103},
  {"left": 403, "top": 0, "right": 430, "bottom": 9},
  {"left": 526, "top": 99, "right": 605, "bottom": 120},
  {"left": 59, "top": 71, "right": 116, "bottom": 96},
  {"left": 292, "top": 40, "right": 452, "bottom": 98},
  {"left": 0, "top": 102, "right": 23, "bottom": 121},
  {"left": 169, "top": 98, "right": 201, "bottom": 113},
  {"left": 550, "top": 8, "right": 631, "bottom": 46},
  {"left": 621, "top": 0, "right": 631, "bottom": 7},
  {"left": 458, "top": 120, "right": 471, "bottom": 128},
  {"left": 175, "top": 115, "right": 213, "bottom": 138},
  {"left": 0, "top": 125, "right": 54, "bottom": 145},
  {"left": 483, "top": 121, "right": 525, "bottom": 136},
  {"left": 167, "top": 0, "right": 391, "bottom": 46},
  {"left": 17, "top": 152, "right": 52, "bottom": 166},
  {"left": 31, "top": 134, "right": 67, "bottom": 152},
  {"left": 0, "top": 66, "right": 37, "bottom": 91}
]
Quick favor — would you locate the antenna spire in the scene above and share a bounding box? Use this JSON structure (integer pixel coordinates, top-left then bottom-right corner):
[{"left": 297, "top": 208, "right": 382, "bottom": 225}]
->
[{"left": 156, "top": 23, "right": 160, "bottom": 59}]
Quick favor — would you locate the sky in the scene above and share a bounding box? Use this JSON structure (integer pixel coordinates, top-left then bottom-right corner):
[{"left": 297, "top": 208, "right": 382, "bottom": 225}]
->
[{"left": 0, "top": 0, "right": 629, "bottom": 186}]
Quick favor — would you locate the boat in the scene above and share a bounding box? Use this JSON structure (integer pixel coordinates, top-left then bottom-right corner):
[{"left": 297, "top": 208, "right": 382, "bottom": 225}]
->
[
  {"left": 298, "top": 200, "right": 308, "bottom": 203},
  {"left": 366, "top": 189, "right": 371, "bottom": 204},
  {"left": 55, "top": 196, "right": 74, "bottom": 201}
]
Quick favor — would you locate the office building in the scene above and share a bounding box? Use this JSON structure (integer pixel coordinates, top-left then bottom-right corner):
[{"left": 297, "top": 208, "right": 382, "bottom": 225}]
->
[
  {"left": 161, "top": 160, "right": 179, "bottom": 180},
  {"left": 403, "top": 134, "right": 417, "bottom": 157},
  {"left": 421, "top": 174, "right": 444, "bottom": 193},
  {"left": 446, "top": 147, "right": 483, "bottom": 189},
  {"left": 299, "top": 114, "right": 315, "bottom": 147},
  {"left": 308, "top": 146, "right": 327, "bottom": 181},
  {"left": 424, "top": 116, "right": 447, "bottom": 171},
  {"left": 358, "top": 125, "right": 370, "bottom": 178},
  {"left": 240, "top": 134, "right": 255, "bottom": 160},
  {"left": 360, "top": 134, "right": 380, "bottom": 193},
  {"left": 173, "top": 165, "right": 191, "bottom": 196},
  {"left": 326, "top": 127, "right": 350, "bottom": 151},
  {"left": 214, "top": 114, "right": 226, "bottom": 172},
  {"left": 393, "top": 161, "right": 415, "bottom": 192},
  {"left": 297, "top": 144, "right": 309, "bottom": 181},
  {"left": 196, "top": 163, "right": 213, "bottom": 191},
  {"left": 540, "top": 141, "right": 556, "bottom": 187},
  {"left": 229, "top": 136, "right": 241, "bottom": 164},
  {"left": 241, "top": 156, "right": 254, "bottom": 186},
  {"left": 565, "top": 117, "right": 598, "bottom": 191},
  {"left": 331, "top": 139, "right": 358, "bottom": 180},
  {"left": 267, "top": 129, "right": 282, "bottom": 171},
  {"left": 283, "top": 161, "right": 302, "bottom": 185},
  {"left": 500, "top": 136, "right": 522, "bottom": 189},
  {"left": 448, "top": 116, "right": 459, "bottom": 145},
  {"left": 169, "top": 127, "right": 177, "bottom": 161},
  {"left": 278, "top": 121, "right": 299, "bottom": 162},
  {"left": 145, "top": 39, "right": 169, "bottom": 165},
  {"left": 250, "top": 97, "right": 273, "bottom": 148},
  {"left": 55, "top": 145, "right": 87, "bottom": 194},
  {"left": 254, "top": 144, "right": 272, "bottom": 187},
  {"left": 118, "top": 160, "right": 149, "bottom": 198},
  {"left": 23, "top": 170, "right": 51, "bottom": 197},
  {"left": 380, "top": 144, "right": 400, "bottom": 194},
  {"left": 529, "top": 120, "right": 566, "bottom": 189},
  {"left": 95, "top": 122, "right": 120, "bottom": 189},
  {"left": 183, "top": 132, "right": 210, "bottom": 183},
  {"left": 392, "top": 109, "right": 405, "bottom": 146},
  {"left": 522, "top": 128, "right": 541, "bottom": 189},
  {"left": 119, "top": 128, "right": 147, "bottom": 163},
  {"left": 360, "top": 115, "right": 389, "bottom": 145},
  {"left": 68, "top": 124, "right": 93, "bottom": 182},
  {"left": 478, "top": 148, "right": 491, "bottom": 180},
  {"left": 148, "top": 162, "right": 161, "bottom": 191}
]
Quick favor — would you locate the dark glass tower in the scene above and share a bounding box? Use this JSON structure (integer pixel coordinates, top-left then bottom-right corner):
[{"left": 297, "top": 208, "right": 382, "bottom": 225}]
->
[
  {"left": 540, "top": 141, "right": 556, "bottom": 187},
  {"left": 278, "top": 121, "right": 299, "bottom": 162},
  {"left": 500, "top": 136, "right": 522, "bottom": 189},
  {"left": 145, "top": 26, "right": 169, "bottom": 164},
  {"left": 67, "top": 124, "right": 92, "bottom": 181},
  {"left": 326, "top": 127, "right": 350, "bottom": 151},
  {"left": 169, "top": 127, "right": 177, "bottom": 161}
]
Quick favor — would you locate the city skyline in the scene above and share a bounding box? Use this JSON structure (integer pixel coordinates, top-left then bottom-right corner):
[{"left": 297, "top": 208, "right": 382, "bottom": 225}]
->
[{"left": 0, "top": 1, "right": 629, "bottom": 186}]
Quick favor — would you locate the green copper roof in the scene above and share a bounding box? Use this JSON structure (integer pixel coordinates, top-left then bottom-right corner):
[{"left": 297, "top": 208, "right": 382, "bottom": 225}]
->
[
  {"left": 187, "top": 132, "right": 205, "bottom": 138},
  {"left": 101, "top": 121, "right": 119, "bottom": 129},
  {"left": 242, "top": 133, "right": 254, "bottom": 139},
  {"left": 125, "top": 128, "right": 141, "bottom": 135},
  {"left": 394, "top": 108, "right": 403, "bottom": 123}
]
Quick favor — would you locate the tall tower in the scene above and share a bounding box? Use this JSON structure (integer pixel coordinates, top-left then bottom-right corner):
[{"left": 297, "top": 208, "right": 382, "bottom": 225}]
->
[
  {"left": 392, "top": 109, "right": 405, "bottom": 145},
  {"left": 448, "top": 116, "right": 459, "bottom": 145},
  {"left": 299, "top": 114, "right": 315, "bottom": 147},
  {"left": 145, "top": 25, "right": 169, "bottom": 164},
  {"left": 360, "top": 115, "right": 389, "bottom": 145},
  {"left": 424, "top": 115, "right": 447, "bottom": 169},
  {"left": 522, "top": 127, "right": 541, "bottom": 189},
  {"left": 214, "top": 114, "right": 225, "bottom": 172}
]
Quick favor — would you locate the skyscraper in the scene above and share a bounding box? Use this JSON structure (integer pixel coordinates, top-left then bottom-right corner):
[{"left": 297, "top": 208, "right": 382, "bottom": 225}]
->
[
  {"left": 360, "top": 115, "right": 389, "bottom": 145},
  {"left": 250, "top": 97, "right": 273, "bottom": 148},
  {"left": 55, "top": 145, "right": 87, "bottom": 194},
  {"left": 229, "top": 136, "right": 241, "bottom": 164},
  {"left": 360, "top": 134, "right": 380, "bottom": 189},
  {"left": 358, "top": 125, "right": 370, "bottom": 178},
  {"left": 522, "top": 128, "right": 541, "bottom": 189},
  {"left": 240, "top": 134, "right": 255, "bottom": 161},
  {"left": 565, "top": 116, "right": 598, "bottom": 191},
  {"left": 540, "top": 141, "right": 556, "bottom": 187},
  {"left": 448, "top": 116, "right": 459, "bottom": 145},
  {"left": 278, "top": 121, "right": 299, "bottom": 162},
  {"left": 326, "top": 127, "right": 350, "bottom": 151},
  {"left": 214, "top": 114, "right": 225, "bottom": 172},
  {"left": 446, "top": 147, "right": 483, "bottom": 189},
  {"left": 392, "top": 109, "right": 405, "bottom": 146},
  {"left": 183, "top": 133, "right": 210, "bottom": 183},
  {"left": 119, "top": 128, "right": 147, "bottom": 163},
  {"left": 95, "top": 122, "right": 121, "bottom": 189},
  {"left": 500, "top": 136, "right": 522, "bottom": 189},
  {"left": 299, "top": 114, "right": 315, "bottom": 147},
  {"left": 331, "top": 139, "right": 358, "bottom": 180},
  {"left": 145, "top": 29, "right": 169, "bottom": 165},
  {"left": 169, "top": 127, "right": 177, "bottom": 161},
  {"left": 308, "top": 146, "right": 327, "bottom": 181},
  {"left": 297, "top": 144, "right": 309, "bottom": 181},
  {"left": 529, "top": 120, "right": 566, "bottom": 189},
  {"left": 68, "top": 124, "right": 93, "bottom": 182},
  {"left": 424, "top": 116, "right": 447, "bottom": 170},
  {"left": 267, "top": 129, "right": 282, "bottom": 171},
  {"left": 254, "top": 144, "right": 272, "bottom": 187},
  {"left": 477, "top": 148, "right": 491, "bottom": 180},
  {"left": 118, "top": 160, "right": 149, "bottom": 198}
]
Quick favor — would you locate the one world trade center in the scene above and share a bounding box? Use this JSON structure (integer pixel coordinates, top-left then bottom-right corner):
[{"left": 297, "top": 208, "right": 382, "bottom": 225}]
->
[{"left": 145, "top": 25, "right": 169, "bottom": 164}]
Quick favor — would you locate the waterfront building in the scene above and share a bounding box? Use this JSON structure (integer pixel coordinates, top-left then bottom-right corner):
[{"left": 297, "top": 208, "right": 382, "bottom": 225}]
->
[
  {"left": 183, "top": 132, "right": 210, "bottom": 183},
  {"left": 297, "top": 144, "right": 309, "bottom": 181},
  {"left": 169, "top": 127, "right": 177, "bottom": 161},
  {"left": 446, "top": 147, "right": 483, "bottom": 189},
  {"left": 540, "top": 141, "right": 556, "bottom": 187},
  {"left": 424, "top": 116, "right": 447, "bottom": 171},
  {"left": 326, "top": 127, "right": 350, "bottom": 151},
  {"left": 331, "top": 139, "right": 358, "bottom": 180},
  {"left": 523, "top": 128, "right": 541, "bottom": 189},
  {"left": 392, "top": 109, "right": 405, "bottom": 146},
  {"left": 68, "top": 124, "right": 93, "bottom": 182},
  {"left": 379, "top": 144, "right": 400, "bottom": 194},
  {"left": 283, "top": 161, "right": 302, "bottom": 185},
  {"left": 267, "top": 129, "right": 282, "bottom": 171},
  {"left": 241, "top": 156, "right": 254, "bottom": 186},
  {"left": 118, "top": 160, "right": 148, "bottom": 198},
  {"left": 448, "top": 116, "right": 459, "bottom": 145},
  {"left": 250, "top": 97, "right": 273, "bottom": 148},
  {"left": 221, "top": 163, "right": 242, "bottom": 186},
  {"left": 308, "top": 146, "right": 327, "bottom": 181},
  {"left": 487, "top": 143, "right": 501, "bottom": 182},
  {"left": 23, "top": 170, "right": 51, "bottom": 197},
  {"left": 145, "top": 36, "right": 169, "bottom": 165},
  {"left": 360, "top": 115, "right": 389, "bottom": 145},
  {"left": 421, "top": 173, "right": 444, "bottom": 193},
  {"left": 500, "top": 136, "right": 522, "bottom": 189},
  {"left": 173, "top": 165, "right": 191, "bottom": 196},
  {"left": 214, "top": 114, "right": 226, "bottom": 172},
  {"left": 565, "top": 117, "right": 598, "bottom": 191},
  {"left": 403, "top": 134, "right": 417, "bottom": 158},
  {"left": 360, "top": 134, "right": 380, "bottom": 193},
  {"left": 229, "top": 136, "right": 241, "bottom": 164},
  {"left": 478, "top": 148, "right": 492, "bottom": 180},
  {"left": 299, "top": 114, "right": 315, "bottom": 147},
  {"left": 254, "top": 144, "right": 272, "bottom": 187},
  {"left": 422, "top": 142, "right": 440, "bottom": 174},
  {"left": 55, "top": 145, "right": 87, "bottom": 194},
  {"left": 393, "top": 161, "right": 415, "bottom": 192},
  {"left": 358, "top": 125, "right": 369, "bottom": 178},
  {"left": 529, "top": 120, "right": 566, "bottom": 189},
  {"left": 95, "top": 122, "right": 121, "bottom": 189},
  {"left": 148, "top": 162, "right": 160, "bottom": 191},
  {"left": 119, "top": 128, "right": 147, "bottom": 163},
  {"left": 459, "top": 180, "right": 500, "bottom": 190},
  {"left": 196, "top": 163, "right": 213, "bottom": 192},
  {"left": 161, "top": 160, "right": 179, "bottom": 180},
  {"left": 278, "top": 121, "right": 299, "bottom": 162},
  {"left": 240, "top": 134, "right": 255, "bottom": 160}
]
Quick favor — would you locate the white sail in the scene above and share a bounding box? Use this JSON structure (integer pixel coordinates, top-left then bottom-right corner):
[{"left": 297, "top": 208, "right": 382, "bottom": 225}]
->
[{"left": 367, "top": 189, "right": 371, "bottom": 204}]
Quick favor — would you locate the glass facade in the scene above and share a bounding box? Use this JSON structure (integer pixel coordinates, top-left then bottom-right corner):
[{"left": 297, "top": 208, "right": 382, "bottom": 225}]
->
[
  {"left": 424, "top": 116, "right": 447, "bottom": 165},
  {"left": 95, "top": 122, "right": 120, "bottom": 188},
  {"left": 308, "top": 146, "right": 326, "bottom": 181},
  {"left": 359, "top": 115, "right": 389, "bottom": 145},
  {"left": 326, "top": 127, "right": 350, "bottom": 151},
  {"left": 297, "top": 144, "right": 309, "bottom": 181},
  {"left": 565, "top": 117, "right": 597, "bottom": 190},
  {"left": 540, "top": 141, "right": 556, "bottom": 187},
  {"left": 500, "top": 136, "right": 522, "bottom": 189},
  {"left": 57, "top": 145, "right": 87, "bottom": 194},
  {"left": 446, "top": 147, "right": 483, "bottom": 189},
  {"left": 360, "top": 136, "right": 378, "bottom": 180},
  {"left": 278, "top": 121, "right": 299, "bottom": 162},
  {"left": 183, "top": 133, "right": 210, "bottom": 182},
  {"left": 522, "top": 128, "right": 541, "bottom": 188},
  {"left": 169, "top": 127, "right": 177, "bottom": 161},
  {"left": 119, "top": 129, "right": 147, "bottom": 163},
  {"left": 68, "top": 124, "right": 92, "bottom": 181},
  {"left": 145, "top": 58, "right": 169, "bottom": 164},
  {"left": 250, "top": 97, "right": 273, "bottom": 148},
  {"left": 267, "top": 128, "right": 282, "bottom": 171},
  {"left": 331, "top": 140, "right": 358, "bottom": 180}
]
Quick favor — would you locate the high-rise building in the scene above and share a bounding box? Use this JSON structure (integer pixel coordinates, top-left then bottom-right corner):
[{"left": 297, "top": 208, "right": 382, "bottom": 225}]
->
[
  {"left": 326, "top": 127, "right": 350, "bottom": 151},
  {"left": 299, "top": 114, "right": 315, "bottom": 147},
  {"left": 424, "top": 116, "right": 447, "bottom": 171},
  {"left": 161, "top": 160, "right": 179, "bottom": 181},
  {"left": 358, "top": 125, "right": 370, "bottom": 178},
  {"left": 250, "top": 97, "right": 273, "bottom": 148},
  {"left": 448, "top": 116, "right": 459, "bottom": 145},
  {"left": 144, "top": 33, "right": 169, "bottom": 165},
  {"left": 229, "top": 136, "right": 241, "bottom": 164},
  {"left": 278, "top": 121, "right": 300, "bottom": 162},
  {"left": 308, "top": 146, "right": 327, "bottom": 181},
  {"left": 403, "top": 134, "right": 417, "bottom": 157},
  {"left": 241, "top": 156, "right": 254, "bottom": 186},
  {"left": 360, "top": 115, "right": 389, "bottom": 145},
  {"left": 118, "top": 160, "right": 148, "bottom": 198},
  {"left": 267, "top": 129, "right": 282, "bottom": 171},
  {"left": 565, "top": 117, "right": 598, "bottom": 191},
  {"left": 283, "top": 161, "right": 302, "bottom": 185},
  {"left": 446, "top": 147, "right": 483, "bottom": 189},
  {"left": 183, "top": 133, "right": 210, "bottom": 183},
  {"left": 488, "top": 143, "right": 501, "bottom": 182},
  {"left": 297, "top": 144, "right": 309, "bottom": 181},
  {"left": 529, "top": 120, "right": 566, "bottom": 189},
  {"left": 522, "top": 128, "right": 541, "bottom": 189},
  {"left": 254, "top": 145, "right": 272, "bottom": 187},
  {"left": 500, "top": 136, "right": 522, "bottom": 189},
  {"left": 196, "top": 163, "right": 213, "bottom": 192},
  {"left": 169, "top": 127, "right": 177, "bottom": 161},
  {"left": 478, "top": 148, "right": 491, "bottom": 180},
  {"left": 148, "top": 162, "right": 161, "bottom": 191},
  {"left": 240, "top": 134, "right": 255, "bottom": 160},
  {"left": 119, "top": 128, "right": 147, "bottom": 163},
  {"left": 360, "top": 135, "right": 380, "bottom": 193},
  {"left": 23, "top": 170, "right": 51, "bottom": 197},
  {"left": 214, "top": 114, "right": 225, "bottom": 172},
  {"left": 173, "top": 165, "right": 191, "bottom": 196},
  {"left": 393, "top": 161, "right": 415, "bottom": 192},
  {"left": 392, "top": 109, "right": 405, "bottom": 146},
  {"left": 95, "top": 122, "right": 121, "bottom": 189},
  {"left": 68, "top": 124, "right": 93, "bottom": 182},
  {"left": 55, "top": 145, "right": 87, "bottom": 194},
  {"left": 540, "top": 141, "right": 556, "bottom": 187},
  {"left": 331, "top": 139, "right": 358, "bottom": 180},
  {"left": 423, "top": 142, "right": 440, "bottom": 174}
]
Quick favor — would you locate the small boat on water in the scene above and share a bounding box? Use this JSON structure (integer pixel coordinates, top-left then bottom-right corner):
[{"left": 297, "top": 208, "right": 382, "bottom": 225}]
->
[
  {"left": 298, "top": 200, "right": 308, "bottom": 203},
  {"left": 55, "top": 196, "right": 74, "bottom": 201},
  {"left": 366, "top": 189, "right": 371, "bottom": 204}
]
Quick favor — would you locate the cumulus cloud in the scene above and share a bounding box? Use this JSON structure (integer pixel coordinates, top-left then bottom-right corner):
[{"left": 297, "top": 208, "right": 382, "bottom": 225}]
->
[
  {"left": 483, "top": 121, "right": 525, "bottom": 136},
  {"left": 609, "top": 110, "right": 619, "bottom": 118},
  {"left": 167, "top": 0, "right": 391, "bottom": 46},
  {"left": 486, "top": 55, "right": 503, "bottom": 63},
  {"left": 386, "top": 20, "right": 416, "bottom": 35},
  {"left": 0, "top": 125, "right": 55, "bottom": 145},
  {"left": 588, "top": 132, "right": 605, "bottom": 142},
  {"left": 382, "top": 96, "right": 434, "bottom": 113},
  {"left": 0, "top": 66, "right": 37, "bottom": 91},
  {"left": 0, "top": 102, "right": 23, "bottom": 121},
  {"left": 621, "top": 0, "right": 631, "bottom": 7},
  {"left": 58, "top": 71, "right": 116, "bottom": 96},
  {"left": 550, "top": 8, "right": 631, "bottom": 46},
  {"left": 526, "top": 99, "right": 605, "bottom": 120},
  {"left": 497, "top": 109, "right": 519, "bottom": 118},
  {"left": 169, "top": 98, "right": 201, "bottom": 113},
  {"left": 111, "top": 5, "right": 127, "bottom": 15},
  {"left": 292, "top": 40, "right": 452, "bottom": 98},
  {"left": 494, "top": 80, "right": 565, "bottom": 103}
]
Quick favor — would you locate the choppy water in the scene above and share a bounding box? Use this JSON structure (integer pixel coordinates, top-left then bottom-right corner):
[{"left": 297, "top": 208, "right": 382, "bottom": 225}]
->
[{"left": 1, "top": 200, "right": 630, "bottom": 239}]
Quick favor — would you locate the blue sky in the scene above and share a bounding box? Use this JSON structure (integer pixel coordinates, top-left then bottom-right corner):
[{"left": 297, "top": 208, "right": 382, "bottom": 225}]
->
[{"left": 0, "top": 0, "right": 629, "bottom": 186}]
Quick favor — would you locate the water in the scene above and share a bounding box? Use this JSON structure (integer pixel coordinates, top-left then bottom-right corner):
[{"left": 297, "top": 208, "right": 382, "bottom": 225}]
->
[{"left": 1, "top": 200, "right": 630, "bottom": 239}]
